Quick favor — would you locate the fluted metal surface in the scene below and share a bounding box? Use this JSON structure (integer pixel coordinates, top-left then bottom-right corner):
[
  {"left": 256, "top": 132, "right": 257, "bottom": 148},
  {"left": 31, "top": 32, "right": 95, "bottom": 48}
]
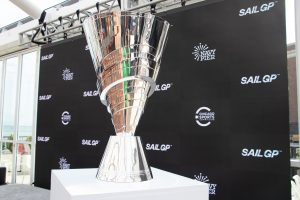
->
[
  {"left": 96, "top": 136, "right": 152, "bottom": 182},
  {"left": 84, "top": 11, "right": 170, "bottom": 136},
  {"left": 83, "top": 11, "right": 169, "bottom": 182}
]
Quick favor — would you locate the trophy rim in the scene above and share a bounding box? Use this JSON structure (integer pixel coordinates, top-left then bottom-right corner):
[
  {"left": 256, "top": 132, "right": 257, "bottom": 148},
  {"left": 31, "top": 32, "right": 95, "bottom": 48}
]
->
[{"left": 84, "top": 11, "right": 170, "bottom": 26}]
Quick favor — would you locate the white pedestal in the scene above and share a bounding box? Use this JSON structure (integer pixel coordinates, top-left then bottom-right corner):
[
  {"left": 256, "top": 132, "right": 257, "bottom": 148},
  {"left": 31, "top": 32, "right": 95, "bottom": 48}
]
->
[{"left": 50, "top": 168, "right": 209, "bottom": 200}]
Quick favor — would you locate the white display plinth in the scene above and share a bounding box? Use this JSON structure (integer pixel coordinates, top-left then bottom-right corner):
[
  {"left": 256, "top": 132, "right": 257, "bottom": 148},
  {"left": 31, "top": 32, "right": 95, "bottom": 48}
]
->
[{"left": 50, "top": 168, "right": 209, "bottom": 200}]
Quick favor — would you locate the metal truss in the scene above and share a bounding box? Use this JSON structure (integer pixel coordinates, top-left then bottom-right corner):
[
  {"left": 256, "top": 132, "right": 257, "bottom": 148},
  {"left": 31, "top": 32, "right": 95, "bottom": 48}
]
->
[{"left": 18, "top": 0, "right": 209, "bottom": 46}]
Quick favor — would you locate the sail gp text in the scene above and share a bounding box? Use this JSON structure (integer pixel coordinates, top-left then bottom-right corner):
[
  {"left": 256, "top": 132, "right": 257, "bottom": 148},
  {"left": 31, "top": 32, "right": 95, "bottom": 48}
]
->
[
  {"left": 239, "top": 2, "right": 277, "bottom": 17},
  {"left": 82, "top": 139, "right": 100, "bottom": 146}
]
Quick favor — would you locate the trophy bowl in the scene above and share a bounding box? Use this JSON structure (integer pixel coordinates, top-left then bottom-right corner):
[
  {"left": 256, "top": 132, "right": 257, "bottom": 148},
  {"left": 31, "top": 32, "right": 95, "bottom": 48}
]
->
[{"left": 83, "top": 11, "right": 170, "bottom": 183}]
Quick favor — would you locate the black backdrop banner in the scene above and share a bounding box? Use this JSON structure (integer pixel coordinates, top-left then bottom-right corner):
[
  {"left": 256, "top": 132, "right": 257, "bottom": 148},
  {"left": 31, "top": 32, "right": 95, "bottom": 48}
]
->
[{"left": 36, "top": 0, "right": 290, "bottom": 199}]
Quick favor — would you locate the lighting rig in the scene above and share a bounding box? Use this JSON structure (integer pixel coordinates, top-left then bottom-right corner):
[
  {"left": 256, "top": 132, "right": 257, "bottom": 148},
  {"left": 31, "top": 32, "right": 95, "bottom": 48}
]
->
[{"left": 18, "top": 0, "right": 210, "bottom": 46}]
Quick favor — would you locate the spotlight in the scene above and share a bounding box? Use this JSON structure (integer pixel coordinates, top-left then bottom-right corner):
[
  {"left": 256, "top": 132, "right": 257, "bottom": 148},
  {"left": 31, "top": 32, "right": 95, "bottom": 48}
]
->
[
  {"left": 181, "top": 0, "right": 186, "bottom": 7},
  {"left": 150, "top": 0, "right": 156, "bottom": 14}
]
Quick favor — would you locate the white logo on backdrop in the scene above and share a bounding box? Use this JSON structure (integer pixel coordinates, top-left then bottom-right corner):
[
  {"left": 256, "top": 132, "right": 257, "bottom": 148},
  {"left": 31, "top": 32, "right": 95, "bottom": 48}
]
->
[
  {"left": 241, "top": 148, "right": 282, "bottom": 158},
  {"left": 241, "top": 74, "right": 280, "bottom": 85},
  {"left": 82, "top": 139, "right": 100, "bottom": 146},
  {"left": 39, "top": 95, "right": 52, "bottom": 101},
  {"left": 195, "top": 173, "right": 217, "bottom": 195},
  {"left": 195, "top": 107, "right": 215, "bottom": 127},
  {"left": 59, "top": 157, "right": 70, "bottom": 169},
  {"left": 41, "top": 53, "right": 54, "bottom": 61},
  {"left": 155, "top": 83, "right": 173, "bottom": 91},
  {"left": 83, "top": 90, "right": 99, "bottom": 97},
  {"left": 192, "top": 43, "right": 216, "bottom": 62},
  {"left": 145, "top": 143, "right": 172, "bottom": 151},
  {"left": 62, "top": 68, "right": 74, "bottom": 81},
  {"left": 37, "top": 136, "right": 50, "bottom": 142},
  {"left": 61, "top": 111, "right": 71, "bottom": 125},
  {"left": 239, "top": 1, "right": 277, "bottom": 16}
]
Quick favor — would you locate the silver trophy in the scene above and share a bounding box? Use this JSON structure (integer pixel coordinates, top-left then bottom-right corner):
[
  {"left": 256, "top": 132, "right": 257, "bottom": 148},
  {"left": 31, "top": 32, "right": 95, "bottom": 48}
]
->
[{"left": 83, "top": 11, "right": 170, "bottom": 182}]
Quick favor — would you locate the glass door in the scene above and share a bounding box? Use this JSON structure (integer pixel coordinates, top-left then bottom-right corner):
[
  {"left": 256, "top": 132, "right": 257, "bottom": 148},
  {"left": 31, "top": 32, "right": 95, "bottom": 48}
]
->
[
  {"left": 16, "top": 51, "right": 38, "bottom": 184},
  {"left": 0, "top": 49, "right": 39, "bottom": 184},
  {"left": 0, "top": 56, "right": 19, "bottom": 183}
]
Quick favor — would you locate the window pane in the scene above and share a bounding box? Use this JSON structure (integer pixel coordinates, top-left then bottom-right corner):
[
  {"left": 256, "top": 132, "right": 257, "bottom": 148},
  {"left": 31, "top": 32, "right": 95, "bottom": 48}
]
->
[
  {"left": 288, "top": 44, "right": 298, "bottom": 160},
  {"left": 0, "top": 61, "right": 3, "bottom": 97},
  {"left": 0, "top": 142, "right": 13, "bottom": 183},
  {"left": 18, "top": 52, "right": 37, "bottom": 141},
  {"left": 2, "top": 57, "right": 18, "bottom": 140},
  {"left": 286, "top": 0, "right": 296, "bottom": 44},
  {"left": 16, "top": 143, "right": 31, "bottom": 184}
]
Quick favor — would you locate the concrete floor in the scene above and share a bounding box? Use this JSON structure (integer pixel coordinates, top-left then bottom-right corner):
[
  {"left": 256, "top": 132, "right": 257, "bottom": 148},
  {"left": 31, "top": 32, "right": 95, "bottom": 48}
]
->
[{"left": 0, "top": 184, "right": 50, "bottom": 200}]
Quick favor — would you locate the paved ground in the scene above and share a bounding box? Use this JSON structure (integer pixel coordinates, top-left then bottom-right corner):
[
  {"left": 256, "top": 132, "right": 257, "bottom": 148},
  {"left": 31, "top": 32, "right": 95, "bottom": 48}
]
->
[{"left": 0, "top": 184, "right": 50, "bottom": 200}]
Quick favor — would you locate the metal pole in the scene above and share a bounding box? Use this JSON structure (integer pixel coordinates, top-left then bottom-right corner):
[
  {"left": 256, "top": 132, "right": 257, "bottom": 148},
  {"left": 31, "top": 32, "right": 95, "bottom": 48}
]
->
[
  {"left": 126, "top": 0, "right": 167, "bottom": 11},
  {"left": 121, "top": 0, "right": 127, "bottom": 11},
  {"left": 9, "top": 0, "right": 43, "bottom": 19},
  {"left": 28, "top": 49, "right": 39, "bottom": 184}
]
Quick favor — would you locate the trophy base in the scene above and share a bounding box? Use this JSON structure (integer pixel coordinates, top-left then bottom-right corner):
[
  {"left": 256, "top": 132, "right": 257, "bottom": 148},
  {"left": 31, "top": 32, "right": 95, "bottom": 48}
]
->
[{"left": 96, "top": 135, "right": 153, "bottom": 182}]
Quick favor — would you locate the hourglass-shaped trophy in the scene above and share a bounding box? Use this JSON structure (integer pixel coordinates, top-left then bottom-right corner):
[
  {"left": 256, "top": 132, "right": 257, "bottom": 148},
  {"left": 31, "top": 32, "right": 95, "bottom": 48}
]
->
[{"left": 83, "top": 11, "right": 170, "bottom": 182}]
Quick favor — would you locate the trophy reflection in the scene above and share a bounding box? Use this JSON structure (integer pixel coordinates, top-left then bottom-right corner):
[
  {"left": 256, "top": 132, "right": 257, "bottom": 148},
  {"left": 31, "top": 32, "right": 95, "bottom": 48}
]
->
[{"left": 83, "top": 11, "right": 170, "bottom": 182}]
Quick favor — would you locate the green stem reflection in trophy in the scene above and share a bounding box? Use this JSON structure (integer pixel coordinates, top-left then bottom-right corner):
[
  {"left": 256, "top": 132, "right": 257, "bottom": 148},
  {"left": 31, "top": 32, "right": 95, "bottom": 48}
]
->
[{"left": 122, "top": 47, "right": 130, "bottom": 108}]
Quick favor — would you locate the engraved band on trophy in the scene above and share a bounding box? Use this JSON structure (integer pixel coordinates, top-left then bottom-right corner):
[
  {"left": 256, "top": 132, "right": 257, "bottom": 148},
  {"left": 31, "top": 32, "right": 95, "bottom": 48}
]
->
[{"left": 83, "top": 11, "right": 170, "bottom": 182}]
